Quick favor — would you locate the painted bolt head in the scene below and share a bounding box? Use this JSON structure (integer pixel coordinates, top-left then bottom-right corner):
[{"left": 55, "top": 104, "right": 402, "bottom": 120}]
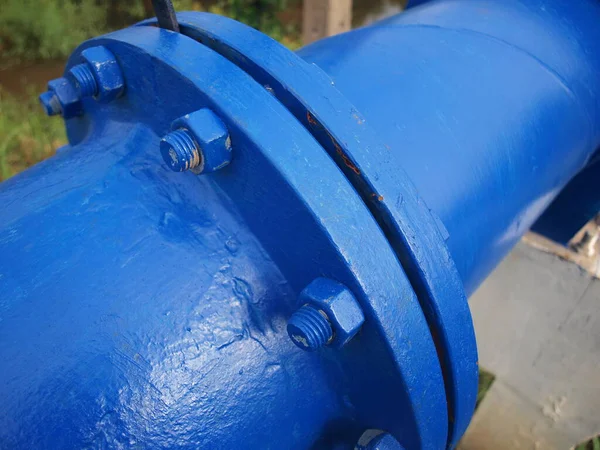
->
[
  {"left": 44, "top": 77, "right": 83, "bottom": 119},
  {"left": 77, "top": 46, "right": 125, "bottom": 102},
  {"left": 356, "top": 431, "right": 405, "bottom": 450},
  {"left": 39, "top": 91, "right": 62, "bottom": 116},
  {"left": 169, "top": 108, "right": 232, "bottom": 174},
  {"left": 296, "top": 278, "right": 365, "bottom": 348}
]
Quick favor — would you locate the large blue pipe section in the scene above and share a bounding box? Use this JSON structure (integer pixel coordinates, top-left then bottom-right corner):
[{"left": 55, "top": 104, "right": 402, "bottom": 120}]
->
[
  {"left": 299, "top": 0, "right": 600, "bottom": 294},
  {"left": 1, "top": 1, "right": 599, "bottom": 449}
]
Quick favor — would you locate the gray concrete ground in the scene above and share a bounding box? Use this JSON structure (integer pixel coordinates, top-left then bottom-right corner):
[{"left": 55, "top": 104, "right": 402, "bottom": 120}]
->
[{"left": 459, "top": 240, "right": 600, "bottom": 450}]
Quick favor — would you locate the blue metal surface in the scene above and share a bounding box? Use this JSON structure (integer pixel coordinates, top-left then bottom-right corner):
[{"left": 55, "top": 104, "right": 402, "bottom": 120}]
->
[
  {"left": 2, "top": 0, "right": 600, "bottom": 448},
  {"left": 298, "top": 0, "right": 600, "bottom": 294},
  {"left": 149, "top": 13, "right": 477, "bottom": 446},
  {"left": 532, "top": 157, "right": 600, "bottom": 245},
  {"left": 0, "top": 24, "right": 446, "bottom": 449}
]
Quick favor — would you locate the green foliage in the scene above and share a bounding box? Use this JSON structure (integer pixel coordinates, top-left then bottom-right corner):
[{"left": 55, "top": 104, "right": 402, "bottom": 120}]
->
[
  {"left": 0, "top": 89, "right": 65, "bottom": 181},
  {"left": 216, "top": 0, "right": 299, "bottom": 45},
  {"left": 0, "top": 0, "right": 108, "bottom": 63},
  {"left": 476, "top": 368, "right": 495, "bottom": 410},
  {"left": 0, "top": 0, "right": 300, "bottom": 65},
  {"left": 575, "top": 435, "right": 600, "bottom": 450},
  {"left": 173, "top": 0, "right": 199, "bottom": 10}
]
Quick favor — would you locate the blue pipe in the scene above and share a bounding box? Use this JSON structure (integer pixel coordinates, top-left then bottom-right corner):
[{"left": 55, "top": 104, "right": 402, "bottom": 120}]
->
[
  {"left": 298, "top": 0, "right": 600, "bottom": 294},
  {"left": 0, "top": 1, "right": 599, "bottom": 448}
]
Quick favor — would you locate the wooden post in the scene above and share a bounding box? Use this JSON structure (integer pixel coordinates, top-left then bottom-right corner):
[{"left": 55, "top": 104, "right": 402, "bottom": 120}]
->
[{"left": 302, "top": 0, "right": 353, "bottom": 45}]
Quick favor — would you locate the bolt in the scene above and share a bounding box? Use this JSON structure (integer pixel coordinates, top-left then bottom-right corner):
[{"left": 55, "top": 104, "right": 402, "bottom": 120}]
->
[
  {"left": 288, "top": 278, "right": 364, "bottom": 351},
  {"left": 75, "top": 46, "right": 124, "bottom": 102},
  {"left": 160, "top": 129, "right": 201, "bottom": 172},
  {"left": 356, "top": 431, "right": 405, "bottom": 450},
  {"left": 68, "top": 63, "right": 99, "bottom": 98},
  {"left": 287, "top": 304, "right": 333, "bottom": 351},
  {"left": 39, "top": 46, "right": 124, "bottom": 118},
  {"left": 161, "top": 109, "right": 232, "bottom": 174},
  {"left": 39, "top": 76, "right": 80, "bottom": 118},
  {"left": 39, "top": 77, "right": 83, "bottom": 119},
  {"left": 39, "top": 91, "right": 62, "bottom": 116}
]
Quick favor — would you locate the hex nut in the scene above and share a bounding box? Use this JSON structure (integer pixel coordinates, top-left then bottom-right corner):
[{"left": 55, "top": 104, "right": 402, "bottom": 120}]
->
[
  {"left": 298, "top": 278, "right": 365, "bottom": 348},
  {"left": 79, "top": 46, "right": 125, "bottom": 102},
  {"left": 170, "top": 109, "right": 232, "bottom": 174},
  {"left": 46, "top": 78, "right": 83, "bottom": 119}
]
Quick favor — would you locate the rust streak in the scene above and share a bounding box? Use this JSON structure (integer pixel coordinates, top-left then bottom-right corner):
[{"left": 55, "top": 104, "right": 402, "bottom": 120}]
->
[
  {"left": 305, "top": 110, "right": 361, "bottom": 176},
  {"left": 328, "top": 133, "right": 361, "bottom": 175},
  {"left": 306, "top": 111, "right": 319, "bottom": 126}
]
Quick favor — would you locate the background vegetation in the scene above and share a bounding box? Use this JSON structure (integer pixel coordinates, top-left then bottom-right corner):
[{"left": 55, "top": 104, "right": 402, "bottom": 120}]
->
[
  {"left": 0, "top": 0, "right": 299, "bottom": 181},
  {"left": 0, "top": 0, "right": 299, "bottom": 65},
  {"left": 0, "top": 87, "right": 65, "bottom": 180}
]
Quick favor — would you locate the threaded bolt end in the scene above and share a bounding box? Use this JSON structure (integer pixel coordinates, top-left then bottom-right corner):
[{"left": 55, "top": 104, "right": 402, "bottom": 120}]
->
[
  {"left": 160, "top": 129, "right": 201, "bottom": 172},
  {"left": 69, "top": 63, "right": 98, "bottom": 98},
  {"left": 287, "top": 304, "right": 333, "bottom": 351},
  {"left": 39, "top": 91, "right": 62, "bottom": 116}
]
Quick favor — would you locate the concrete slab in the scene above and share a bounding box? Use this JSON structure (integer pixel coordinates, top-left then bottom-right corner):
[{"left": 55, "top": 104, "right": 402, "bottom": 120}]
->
[
  {"left": 459, "top": 241, "right": 599, "bottom": 449},
  {"left": 460, "top": 380, "right": 578, "bottom": 450}
]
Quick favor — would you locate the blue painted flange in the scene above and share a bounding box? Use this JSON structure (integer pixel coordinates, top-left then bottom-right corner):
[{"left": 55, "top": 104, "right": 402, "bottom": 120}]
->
[
  {"left": 138, "top": 13, "right": 478, "bottom": 447},
  {"left": 0, "top": 24, "right": 447, "bottom": 449}
]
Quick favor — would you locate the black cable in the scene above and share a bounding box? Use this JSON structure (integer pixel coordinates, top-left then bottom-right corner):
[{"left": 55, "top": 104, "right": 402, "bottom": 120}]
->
[{"left": 151, "top": 0, "right": 180, "bottom": 32}]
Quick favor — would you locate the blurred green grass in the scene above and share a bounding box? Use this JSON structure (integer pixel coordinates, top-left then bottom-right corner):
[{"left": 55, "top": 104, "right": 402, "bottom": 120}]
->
[
  {"left": 0, "top": 0, "right": 300, "bottom": 68},
  {"left": 575, "top": 435, "right": 600, "bottom": 450},
  {"left": 476, "top": 367, "right": 495, "bottom": 410},
  {"left": 0, "top": 88, "right": 65, "bottom": 181}
]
